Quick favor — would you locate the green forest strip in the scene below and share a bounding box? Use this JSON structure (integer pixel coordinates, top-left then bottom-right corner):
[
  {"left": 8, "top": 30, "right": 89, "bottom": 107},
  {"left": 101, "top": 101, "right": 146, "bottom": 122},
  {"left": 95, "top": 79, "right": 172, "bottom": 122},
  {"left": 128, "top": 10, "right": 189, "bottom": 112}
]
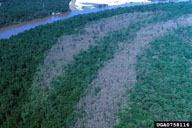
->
[
  {"left": 0, "top": 0, "right": 71, "bottom": 28},
  {"left": 116, "top": 26, "right": 192, "bottom": 128},
  {"left": 1, "top": 2, "right": 192, "bottom": 127}
]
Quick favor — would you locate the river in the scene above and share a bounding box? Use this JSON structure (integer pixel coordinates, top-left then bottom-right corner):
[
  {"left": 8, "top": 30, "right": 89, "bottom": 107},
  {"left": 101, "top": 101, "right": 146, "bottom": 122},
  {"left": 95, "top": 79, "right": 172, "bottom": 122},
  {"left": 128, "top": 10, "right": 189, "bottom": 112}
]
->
[{"left": 0, "top": 1, "right": 162, "bottom": 39}]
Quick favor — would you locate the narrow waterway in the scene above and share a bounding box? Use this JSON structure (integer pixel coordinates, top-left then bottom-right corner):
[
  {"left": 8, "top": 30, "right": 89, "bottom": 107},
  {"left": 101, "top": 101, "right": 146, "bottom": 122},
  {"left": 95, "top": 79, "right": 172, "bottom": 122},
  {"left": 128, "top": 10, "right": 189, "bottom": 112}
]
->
[{"left": 0, "top": 1, "right": 157, "bottom": 39}]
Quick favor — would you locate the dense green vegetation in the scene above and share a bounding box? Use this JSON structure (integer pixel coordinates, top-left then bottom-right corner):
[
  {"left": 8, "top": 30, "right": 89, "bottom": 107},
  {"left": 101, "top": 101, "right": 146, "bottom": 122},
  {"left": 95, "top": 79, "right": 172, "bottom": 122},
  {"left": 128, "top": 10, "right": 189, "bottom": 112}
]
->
[
  {"left": 1, "top": 1, "right": 192, "bottom": 127},
  {"left": 116, "top": 27, "right": 192, "bottom": 128},
  {"left": 0, "top": 0, "right": 70, "bottom": 28}
]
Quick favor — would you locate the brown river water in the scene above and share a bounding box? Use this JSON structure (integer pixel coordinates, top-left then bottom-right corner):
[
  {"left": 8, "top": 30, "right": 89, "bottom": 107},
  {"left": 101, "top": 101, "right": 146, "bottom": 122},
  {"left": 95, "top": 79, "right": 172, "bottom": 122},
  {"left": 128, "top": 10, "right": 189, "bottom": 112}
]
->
[{"left": 0, "top": 1, "right": 160, "bottom": 39}]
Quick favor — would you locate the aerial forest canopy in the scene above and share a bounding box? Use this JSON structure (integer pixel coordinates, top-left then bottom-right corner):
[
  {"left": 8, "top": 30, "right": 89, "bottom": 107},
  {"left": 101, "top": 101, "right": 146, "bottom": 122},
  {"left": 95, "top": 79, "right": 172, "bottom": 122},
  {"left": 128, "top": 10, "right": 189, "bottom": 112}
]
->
[
  {"left": 1, "top": 1, "right": 192, "bottom": 128},
  {"left": 0, "top": 0, "right": 71, "bottom": 28}
]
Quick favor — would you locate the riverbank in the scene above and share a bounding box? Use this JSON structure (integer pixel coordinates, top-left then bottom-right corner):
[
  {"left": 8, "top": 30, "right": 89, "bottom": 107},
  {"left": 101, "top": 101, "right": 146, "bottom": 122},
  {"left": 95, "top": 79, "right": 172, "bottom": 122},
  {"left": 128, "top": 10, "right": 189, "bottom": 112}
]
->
[
  {"left": 0, "top": 0, "right": 71, "bottom": 29},
  {"left": 0, "top": 0, "right": 155, "bottom": 39},
  {"left": 2, "top": 0, "right": 188, "bottom": 39},
  {"left": 70, "top": 0, "right": 95, "bottom": 10},
  {"left": 71, "top": 0, "right": 151, "bottom": 10}
]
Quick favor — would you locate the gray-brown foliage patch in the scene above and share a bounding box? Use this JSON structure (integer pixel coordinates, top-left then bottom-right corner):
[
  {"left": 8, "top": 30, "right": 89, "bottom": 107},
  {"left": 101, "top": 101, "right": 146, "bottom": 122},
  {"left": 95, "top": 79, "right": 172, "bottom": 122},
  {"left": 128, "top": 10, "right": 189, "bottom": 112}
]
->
[
  {"left": 33, "top": 12, "right": 153, "bottom": 87},
  {"left": 74, "top": 15, "right": 192, "bottom": 128}
]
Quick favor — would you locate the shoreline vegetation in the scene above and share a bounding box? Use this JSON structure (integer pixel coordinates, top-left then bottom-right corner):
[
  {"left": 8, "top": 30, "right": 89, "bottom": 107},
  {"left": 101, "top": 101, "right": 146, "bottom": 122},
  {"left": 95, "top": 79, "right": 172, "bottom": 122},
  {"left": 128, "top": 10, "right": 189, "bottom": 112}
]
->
[
  {"left": 1, "top": 1, "right": 192, "bottom": 128},
  {"left": 0, "top": 0, "right": 71, "bottom": 28}
]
